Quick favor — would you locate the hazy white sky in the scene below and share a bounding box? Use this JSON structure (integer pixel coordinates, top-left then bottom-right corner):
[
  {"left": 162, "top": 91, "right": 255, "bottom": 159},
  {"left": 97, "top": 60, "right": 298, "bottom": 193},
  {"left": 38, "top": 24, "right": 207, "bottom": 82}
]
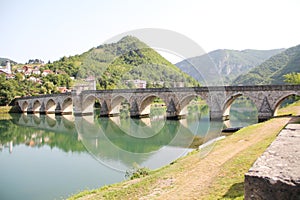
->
[{"left": 1, "top": 0, "right": 300, "bottom": 63}]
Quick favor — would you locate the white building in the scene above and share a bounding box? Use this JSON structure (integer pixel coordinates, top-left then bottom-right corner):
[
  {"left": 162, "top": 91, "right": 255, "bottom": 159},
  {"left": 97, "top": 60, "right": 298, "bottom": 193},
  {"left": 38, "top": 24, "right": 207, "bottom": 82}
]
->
[
  {"left": 125, "top": 79, "right": 147, "bottom": 88},
  {"left": 0, "top": 60, "right": 12, "bottom": 74}
]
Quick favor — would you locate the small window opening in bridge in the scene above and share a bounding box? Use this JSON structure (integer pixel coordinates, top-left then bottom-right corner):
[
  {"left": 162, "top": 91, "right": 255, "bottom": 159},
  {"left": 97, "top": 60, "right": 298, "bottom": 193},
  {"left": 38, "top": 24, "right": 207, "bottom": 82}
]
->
[
  {"left": 227, "top": 96, "right": 258, "bottom": 127},
  {"left": 275, "top": 95, "right": 300, "bottom": 116}
]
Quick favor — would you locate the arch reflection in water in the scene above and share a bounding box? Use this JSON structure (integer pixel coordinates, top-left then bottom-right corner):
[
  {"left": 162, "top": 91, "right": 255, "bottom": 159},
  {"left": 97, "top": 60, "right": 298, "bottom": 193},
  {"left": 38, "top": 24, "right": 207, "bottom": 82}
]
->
[{"left": 75, "top": 112, "right": 212, "bottom": 172}]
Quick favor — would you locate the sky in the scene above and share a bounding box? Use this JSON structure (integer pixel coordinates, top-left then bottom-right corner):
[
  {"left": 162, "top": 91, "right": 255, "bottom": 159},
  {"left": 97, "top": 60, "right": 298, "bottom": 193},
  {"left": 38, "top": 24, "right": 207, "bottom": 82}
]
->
[{"left": 1, "top": 0, "right": 300, "bottom": 64}]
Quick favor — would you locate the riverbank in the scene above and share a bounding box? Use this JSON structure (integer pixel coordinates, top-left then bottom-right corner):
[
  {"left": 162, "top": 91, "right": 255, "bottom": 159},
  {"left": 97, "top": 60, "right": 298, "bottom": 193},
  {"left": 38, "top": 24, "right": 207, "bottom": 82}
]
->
[
  {"left": 0, "top": 105, "right": 20, "bottom": 114},
  {"left": 0, "top": 106, "right": 13, "bottom": 113},
  {"left": 69, "top": 114, "right": 299, "bottom": 199}
]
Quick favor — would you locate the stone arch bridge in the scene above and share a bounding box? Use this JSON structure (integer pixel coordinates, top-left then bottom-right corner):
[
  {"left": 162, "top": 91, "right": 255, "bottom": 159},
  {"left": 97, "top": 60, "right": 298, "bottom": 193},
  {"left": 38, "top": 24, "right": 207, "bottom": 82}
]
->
[{"left": 15, "top": 85, "right": 300, "bottom": 121}]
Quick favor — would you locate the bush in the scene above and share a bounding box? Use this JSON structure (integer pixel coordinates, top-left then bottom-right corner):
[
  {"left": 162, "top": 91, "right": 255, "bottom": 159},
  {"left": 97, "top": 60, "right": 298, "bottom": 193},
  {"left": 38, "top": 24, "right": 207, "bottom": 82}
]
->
[{"left": 125, "top": 164, "right": 150, "bottom": 180}]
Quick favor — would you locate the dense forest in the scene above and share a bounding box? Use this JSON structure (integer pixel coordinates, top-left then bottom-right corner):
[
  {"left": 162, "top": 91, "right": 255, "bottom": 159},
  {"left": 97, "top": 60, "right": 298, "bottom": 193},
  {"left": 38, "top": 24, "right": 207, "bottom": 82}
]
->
[
  {"left": 233, "top": 44, "right": 300, "bottom": 85},
  {"left": 0, "top": 73, "right": 73, "bottom": 106},
  {"left": 43, "top": 36, "right": 198, "bottom": 89}
]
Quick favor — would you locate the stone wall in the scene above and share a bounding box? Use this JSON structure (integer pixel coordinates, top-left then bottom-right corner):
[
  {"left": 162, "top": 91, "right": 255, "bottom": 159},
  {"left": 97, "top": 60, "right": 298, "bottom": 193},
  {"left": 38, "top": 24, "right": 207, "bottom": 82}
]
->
[{"left": 244, "top": 123, "right": 300, "bottom": 199}]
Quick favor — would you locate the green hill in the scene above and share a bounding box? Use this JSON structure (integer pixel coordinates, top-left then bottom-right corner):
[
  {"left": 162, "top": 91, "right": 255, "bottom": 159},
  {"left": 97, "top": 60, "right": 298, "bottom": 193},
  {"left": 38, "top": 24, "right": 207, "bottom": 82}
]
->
[
  {"left": 45, "top": 36, "right": 198, "bottom": 89},
  {"left": 0, "top": 58, "right": 18, "bottom": 66},
  {"left": 233, "top": 44, "right": 300, "bottom": 85},
  {"left": 176, "top": 49, "right": 284, "bottom": 85}
]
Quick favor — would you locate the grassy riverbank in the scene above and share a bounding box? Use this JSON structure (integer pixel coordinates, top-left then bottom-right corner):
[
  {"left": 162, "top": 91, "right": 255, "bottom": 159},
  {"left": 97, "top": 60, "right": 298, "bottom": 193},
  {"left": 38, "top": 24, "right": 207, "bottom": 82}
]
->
[
  {"left": 0, "top": 105, "right": 20, "bottom": 114},
  {"left": 69, "top": 114, "right": 299, "bottom": 199},
  {"left": 0, "top": 106, "right": 13, "bottom": 113}
]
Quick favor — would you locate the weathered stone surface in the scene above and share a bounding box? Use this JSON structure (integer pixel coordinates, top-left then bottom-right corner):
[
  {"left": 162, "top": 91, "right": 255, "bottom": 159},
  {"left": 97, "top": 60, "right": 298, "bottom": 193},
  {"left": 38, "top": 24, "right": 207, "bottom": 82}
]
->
[
  {"left": 15, "top": 85, "right": 300, "bottom": 120},
  {"left": 245, "top": 124, "right": 300, "bottom": 200}
]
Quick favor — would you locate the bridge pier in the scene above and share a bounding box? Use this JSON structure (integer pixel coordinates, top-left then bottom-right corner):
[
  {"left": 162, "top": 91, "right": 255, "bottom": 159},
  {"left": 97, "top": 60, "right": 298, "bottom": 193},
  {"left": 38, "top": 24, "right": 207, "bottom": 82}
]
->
[
  {"left": 210, "top": 110, "right": 224, "bottom": 121},
  {"left": 72, "top": 90, "right": 95, "bottom": 116},
  {"left": 258, "top": 112, "right": 273, "bottom": 122},
  {"left": 14, "top": 85, "right": 300, "bottom": 121}
]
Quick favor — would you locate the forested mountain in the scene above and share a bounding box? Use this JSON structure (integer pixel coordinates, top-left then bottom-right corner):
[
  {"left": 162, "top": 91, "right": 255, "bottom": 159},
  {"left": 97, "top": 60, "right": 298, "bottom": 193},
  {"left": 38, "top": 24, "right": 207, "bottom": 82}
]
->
[
  {"left": 233, "top": 44, "right": 300, "bottom": 85},
  {"left": 0, "top": 58, "right": 17, "bottom": 66},
  {"left": 44, "top": 36, "right": 198, "bottom": 89},
  {"left": 175, "top": 49, "right": 284, "bottom": 85}
]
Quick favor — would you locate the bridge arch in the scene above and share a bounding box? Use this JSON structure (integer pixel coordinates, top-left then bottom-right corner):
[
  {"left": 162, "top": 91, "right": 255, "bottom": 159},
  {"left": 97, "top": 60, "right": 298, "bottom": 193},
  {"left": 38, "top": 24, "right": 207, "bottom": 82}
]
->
[
  {"left": 20, "top": 101, "right": 29, "bottom": 112},
  {"left": 45, "top": 99, "right": 56, "bottom": 114},
  {"left": 32, "top": 100, "right": 42, "bottom": 113},
  {"left": 223, "top": 93, "right": 243, "bottom": 118},
  {"left": 273, "top": 92, "right": 300, "bottom": 116},
  {"left": 178, "top": 94, "right": 207, "bottom": 116},
  {"left": 61, "top": 97, "right": 73, "bottom": 114},
  {"left": 222, "top": 93, "right": 258, "bottom": 120},
  {"left": 81, "top": 95, "right": 96, "bottom": 115},
  {"left": 139, "top": 94, "right": 166, "bottom": 117},
  {"left": 110, "top": 95, "right": 129, "bottom": 116}
]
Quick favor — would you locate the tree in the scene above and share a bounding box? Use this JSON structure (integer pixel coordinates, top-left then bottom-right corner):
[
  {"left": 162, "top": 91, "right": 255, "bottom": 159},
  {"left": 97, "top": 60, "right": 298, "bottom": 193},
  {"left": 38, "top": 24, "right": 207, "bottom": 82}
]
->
[
  {"left": 283, "top": 72, "right": 300, "bottom": 84},
  {"left": 43, "top": 81, "right": 56, "bottom": 94},
  {"left": 0, "top": 75, "right": 17, "bottom": 105}
]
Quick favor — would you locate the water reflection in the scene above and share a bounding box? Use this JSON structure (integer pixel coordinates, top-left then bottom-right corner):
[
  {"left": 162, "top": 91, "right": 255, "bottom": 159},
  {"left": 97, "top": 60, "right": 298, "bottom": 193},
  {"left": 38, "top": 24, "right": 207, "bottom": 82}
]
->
[
  {"left": 0, "top": 100, "right": 258, "bottom": 200},
  {"left": 1, "top": 99, "right": 258, "bottom": 168},
  {"left": 1, "top": 110, "right": 223, "bottom": 172},
  {"left": 0, "top": 114, "right": 84, "bottom": 154},
  {"left": 75, "top": 113, "right": 209, "bottom": 171}
]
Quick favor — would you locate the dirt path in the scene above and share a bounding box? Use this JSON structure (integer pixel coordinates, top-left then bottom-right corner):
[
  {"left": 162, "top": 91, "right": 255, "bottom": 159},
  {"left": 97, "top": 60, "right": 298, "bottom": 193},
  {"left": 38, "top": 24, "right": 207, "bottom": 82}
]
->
[
  {"left": 72, "top": 117, "right": 293, "bottom": 200},
  {"left": 139, "top": 117, "right": 292, "bottom": 200}
]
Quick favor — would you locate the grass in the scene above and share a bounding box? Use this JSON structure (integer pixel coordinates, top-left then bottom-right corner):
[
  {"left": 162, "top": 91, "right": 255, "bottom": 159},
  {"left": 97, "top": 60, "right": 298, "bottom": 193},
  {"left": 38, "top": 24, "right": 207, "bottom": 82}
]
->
[
  {"left": 68, "top": 117, "right": 291, "bottom": 200},
  {"left": 68, "top": 100, "right": 300, "bottom": 199},
  {"left": 200, "top": 120, "right": 283, "bottom": 199},
  {"left": 277, "top": 100, "right": 300, "bottom": 116},
  {"left": 0, "top": 106, "right": 13, "bottom": 113},
  {"left": 0, "top": 105, "right": 20, "bottom": 114},
  {"left": 69, "top": 151, "right": 191, "bottom": 200}
]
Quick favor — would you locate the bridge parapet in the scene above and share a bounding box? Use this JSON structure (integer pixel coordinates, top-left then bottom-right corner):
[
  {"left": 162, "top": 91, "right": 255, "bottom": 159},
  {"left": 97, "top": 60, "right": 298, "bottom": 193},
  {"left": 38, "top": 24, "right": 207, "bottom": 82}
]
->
[{"left": 14, "top": 85, "right": 300, "bottom": 121}]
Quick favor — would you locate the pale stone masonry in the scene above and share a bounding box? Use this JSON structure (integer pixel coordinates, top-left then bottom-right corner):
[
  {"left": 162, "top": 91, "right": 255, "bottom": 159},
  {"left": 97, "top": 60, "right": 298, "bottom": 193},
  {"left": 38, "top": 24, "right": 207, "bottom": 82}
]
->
[
  {"left": 15, "top": 85, "right": 300, "bottom": 120},
  {"left": 245, "top": 123, "right": 300, "bottom": 200}
]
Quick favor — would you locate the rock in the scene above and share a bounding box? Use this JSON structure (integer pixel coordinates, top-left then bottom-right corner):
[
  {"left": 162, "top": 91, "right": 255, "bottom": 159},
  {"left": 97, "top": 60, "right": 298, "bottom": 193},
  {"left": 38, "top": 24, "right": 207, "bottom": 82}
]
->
[{"left": 244, "top": 124, "right": 300, "bottom": 200}]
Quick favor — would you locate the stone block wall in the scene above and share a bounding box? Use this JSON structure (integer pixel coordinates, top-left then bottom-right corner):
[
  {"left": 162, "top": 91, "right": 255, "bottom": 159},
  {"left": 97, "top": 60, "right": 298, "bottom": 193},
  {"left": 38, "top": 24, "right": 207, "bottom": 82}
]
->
[{"left": 244, "top": 124, "right": 300, "bottom": 200}]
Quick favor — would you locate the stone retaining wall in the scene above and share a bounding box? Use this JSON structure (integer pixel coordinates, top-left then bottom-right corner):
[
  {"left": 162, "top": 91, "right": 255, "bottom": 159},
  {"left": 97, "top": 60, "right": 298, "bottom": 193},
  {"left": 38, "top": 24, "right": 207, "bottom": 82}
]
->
[{"left": 244, "top": 123, "right": 300, "bottom": 200}]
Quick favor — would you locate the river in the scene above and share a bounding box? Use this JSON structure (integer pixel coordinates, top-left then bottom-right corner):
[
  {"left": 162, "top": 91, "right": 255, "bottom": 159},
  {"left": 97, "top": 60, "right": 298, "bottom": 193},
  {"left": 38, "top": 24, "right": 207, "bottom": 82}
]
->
[{"left": 0, "top": 100, "right": 258, "bottom": 200}]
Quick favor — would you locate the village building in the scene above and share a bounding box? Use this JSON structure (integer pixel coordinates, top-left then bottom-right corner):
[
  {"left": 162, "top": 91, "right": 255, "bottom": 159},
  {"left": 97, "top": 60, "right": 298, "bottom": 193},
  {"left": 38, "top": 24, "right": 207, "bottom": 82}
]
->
[
  {"left": 125, "top": 79, "right": 147, "bottom": 88},
  {"left": 32, "top": 69, "right": 41, "bottom": 75},
  {"left": 0, "top": 60, "right": 12, "bottom": 75},
  {"left": 42, "top": 69, "right": 54, "bottom": 76}
]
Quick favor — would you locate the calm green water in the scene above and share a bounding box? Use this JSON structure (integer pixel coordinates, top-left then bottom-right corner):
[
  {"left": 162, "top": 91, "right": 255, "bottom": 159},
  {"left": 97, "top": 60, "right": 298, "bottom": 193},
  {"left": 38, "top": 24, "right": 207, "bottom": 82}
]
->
[{"left": 0, "top": 102, "right": 257, "bottom": 200}]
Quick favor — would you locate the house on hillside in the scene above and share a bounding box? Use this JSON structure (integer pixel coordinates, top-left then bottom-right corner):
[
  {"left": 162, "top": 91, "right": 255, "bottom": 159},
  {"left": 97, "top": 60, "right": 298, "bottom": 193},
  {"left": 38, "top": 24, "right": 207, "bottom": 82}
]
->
[
  {"left": 5, "top": 74, "right": 15, "bottom": 79},
  {"left": 124, "top": 79, "right": 147, "bottom": 88},
  {"left": 16, "top": 68, "right": 24, "bottom": 73},
  {"left": 23, "top": 66, "right": 33, "bottom": 76},
  {"left": 55, "top": 70, "right": 67, "bottom": 75},
  {"left": 0, "top": 70, "right": 15, "bottom": 79},
  {"left": 42, "top": 69, "right": 54, "bottom": 76},
  {"left": 32, "top": 69, "right": 41, "bottom": 75},
  {"left": 57, "top": 87, "right": 70, "bottom": 93},
  {"left": 171, "top": 82, "right": 185, "bottom": 87}
]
